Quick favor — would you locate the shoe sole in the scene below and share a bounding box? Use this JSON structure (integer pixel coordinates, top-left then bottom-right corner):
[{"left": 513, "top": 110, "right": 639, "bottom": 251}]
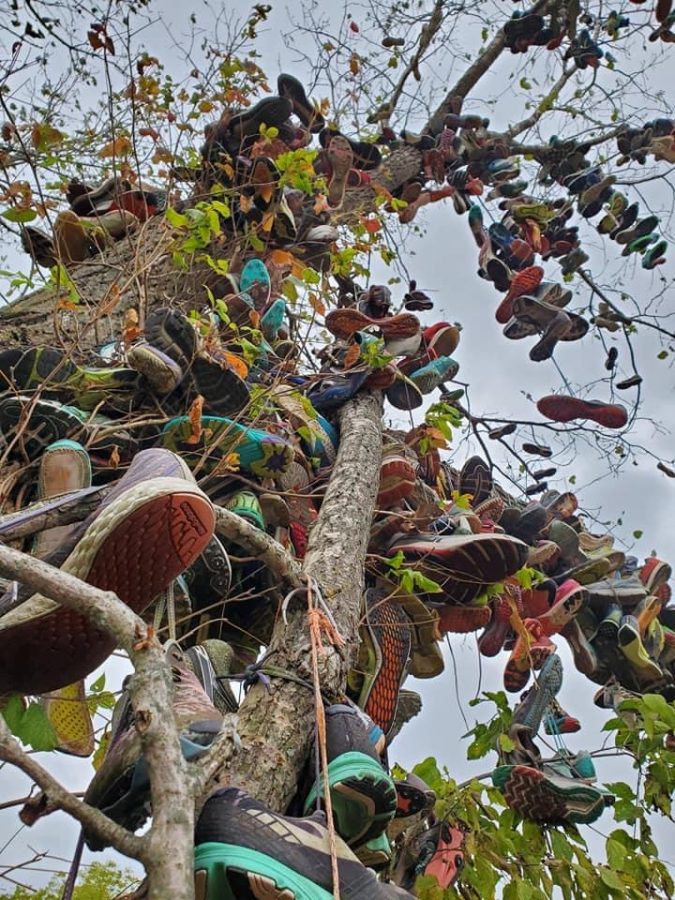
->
[
  {"left": 360, "top": 593, "right": 412, "bottom": 738},
  {"left": 0, "top": 479, "right": 215, "bottom": 694},
  {"left": 192, "top": 357, "right": 250, "bottom": 415},
  {"left": 303, "top": 751, "right": 397, "bottom": 846},
  {"left": 195, "top": 844, "right": 334, "bottom": 900},
  {"left": 493, "top": 765, "right": 605, "bottom": 825},
  {"left": 162, "top": 416, "right": 294, "bottom": 478}
]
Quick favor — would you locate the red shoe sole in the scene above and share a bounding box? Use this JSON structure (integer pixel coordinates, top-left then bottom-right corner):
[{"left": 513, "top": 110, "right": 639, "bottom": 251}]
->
[
  {"left": 537, "top": 395, "right": 627, "bottom": 428},
  {"left": 0, "top": 491, "right": 214, "bottom": 695}
]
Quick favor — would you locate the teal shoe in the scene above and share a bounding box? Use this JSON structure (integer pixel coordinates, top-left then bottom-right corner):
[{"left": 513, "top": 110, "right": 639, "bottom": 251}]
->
[
  {"left": 642, "top": 239, "right": 667, "bottom": 270},
  {"left": 239, "top": 258, "right": 270, "bottom": 294},
  {"left": 410, "top": 355, "right": 459, "bottom": 395},
  {"left": 260, "top": 299, "right": 287, "bottom": 342},
  {"left": 303, "top": 705, "right": 396, "bottom": 848},
  {"left": 161, "top": 415, "right": 294, "bottom": 478}
]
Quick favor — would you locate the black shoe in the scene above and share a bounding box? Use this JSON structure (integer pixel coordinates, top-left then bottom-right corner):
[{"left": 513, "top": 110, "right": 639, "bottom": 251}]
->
[
  {"left": 194, "top": 787, "right": 414, "bottom": 899},
  {"left": 278, "top": 73, "right": 325, "bottom": 132}
]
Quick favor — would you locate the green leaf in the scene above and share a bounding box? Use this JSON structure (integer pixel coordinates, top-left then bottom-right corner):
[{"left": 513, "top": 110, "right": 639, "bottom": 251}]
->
[
  {"left": 499, "top": 733, "right": 515, "bottom": 753},
  {"left": 600, "top": 866, "right": 625, "bottom": 893},
  {"left": 551, "top": 828, "right": 573, "bottom": 862},
  {"left": 386, "top": 550, "right": 405, "bottom": 571},
  {"left": 412, "top": 756, "right": 444, "bottom": 793},
  {"left": 19, "top": 703, "right": 58, "bottom": 751},
  {"left": 301, "top": 266, "right": 321, "bottom": 285},
  {"left": 519, "top": 77, "right": 532, "bottom": 90},
  {"left": 632, "top": 530, "right": 643, "bottom": 539},
  {"left": 90, "top": 672, "right": 106, "bottom": 693},
  {"left": 413, "top": 572, "right": 443, "bottom": 594},
  {"left": 657, "top": 350, "right": 668, "bottom": 360},
  {"left": 165, "top": 206, "right": 189, "bottom": 228},
  {"left": 2, "top": 695, "right": 25, "bottom": 734},
  {"left": 2, "top": 207, "right": 37, "bottom": 223}
]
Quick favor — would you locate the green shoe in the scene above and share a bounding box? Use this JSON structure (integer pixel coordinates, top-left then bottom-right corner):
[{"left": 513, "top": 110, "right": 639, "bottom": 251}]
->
[
  {"left": 161, "top": 415, "right": 294, "bottom": 478},
  {"left": 0, "top": 346, "right": 139, "bottom": 410},
  {"left": 618, "top": 614, "right": 664, "bottom": 681},
  {"left": 225, "top": 490, "right": 265, "bottom": 531},
  {"left": 355, "top": 832, "right": 391, "bottom": 870},
  {"left": 303, "top": 704, "right": 396, "bottom": 848}
]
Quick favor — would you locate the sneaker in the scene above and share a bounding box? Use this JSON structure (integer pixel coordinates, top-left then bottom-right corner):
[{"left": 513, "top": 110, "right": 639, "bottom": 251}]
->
[
  {"left": 195, "top": 787, "right": 413, "bottom": 899},
  {"left": 84, "top": 644, "right": 223, "bottom": 850},
  {"left": 0, "top": 449, "right": 215, "bottom": 695},
  {"left": 537, "top": 394, "right": 628, "bottom": 429},
  {"left": 392, "top": 818, "right": 465, "bottom": 892},
  {"left": 353, "top": 589, "right": 412, "bottom": 740},
  {"left": 303, "top": 703, "right": 397, "bottom": 846}
]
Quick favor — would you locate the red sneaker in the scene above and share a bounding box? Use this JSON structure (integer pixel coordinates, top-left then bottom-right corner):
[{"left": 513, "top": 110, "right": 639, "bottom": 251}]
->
[{"left": 537, "top": 394, "right": 628, "bottom": 429}]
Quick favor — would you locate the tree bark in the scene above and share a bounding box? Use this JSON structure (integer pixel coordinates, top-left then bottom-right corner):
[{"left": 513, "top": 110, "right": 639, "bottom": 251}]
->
[{"left": 210, "top": 392, "right": 384, "bottom": 807}]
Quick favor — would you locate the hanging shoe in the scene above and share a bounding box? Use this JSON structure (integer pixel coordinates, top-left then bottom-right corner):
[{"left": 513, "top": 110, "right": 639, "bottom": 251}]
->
[
  {"left": 161, "top": 415, "right": 294, "bottom": 478},
  {"left": 84, "top": 643, "right": 223, "bottom": 849},
  {"left": 386, "top": 531, "right": 529, "bottom": 606},
  {"left": 537, "top": 394, "right": 628, "bottom": 429},
  {"left": 353, "top": 588, "right": 412, "bottom": 741},
  {"left": 543, "top": 699, "right": 581, "bottom": 735},
  {"left": 392, "top": 818, "right": 465, "bottom": 892}
]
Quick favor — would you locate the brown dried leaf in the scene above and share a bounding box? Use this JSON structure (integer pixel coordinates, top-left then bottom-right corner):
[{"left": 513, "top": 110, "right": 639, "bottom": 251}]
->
[
  {"left": 308, "top": 293, "right": 326, "bottom": 317},
  {"left": 185, "top": 395, "right": 204, "bottom": 445},
  {"left": 98, "top": 285, "right": 121, "bottom": 317}
]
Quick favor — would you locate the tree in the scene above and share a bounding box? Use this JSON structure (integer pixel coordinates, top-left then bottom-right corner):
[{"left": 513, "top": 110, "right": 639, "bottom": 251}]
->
[
  {"left": 0, "top": 861, "right": 137, "bottom": 899},
  {"left": 0, "top": 0, "right": 674, "bottom": 897}
]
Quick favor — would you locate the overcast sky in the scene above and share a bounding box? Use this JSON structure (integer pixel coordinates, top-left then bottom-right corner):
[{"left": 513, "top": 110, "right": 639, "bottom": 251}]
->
[{"left": 1, "top": 0, "right": 674, "bottom": 891}]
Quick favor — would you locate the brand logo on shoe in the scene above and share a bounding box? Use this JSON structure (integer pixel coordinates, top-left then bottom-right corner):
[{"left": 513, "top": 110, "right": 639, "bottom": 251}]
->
[{"left": 180, "top": 501, "right": 208, "bottom": 536}]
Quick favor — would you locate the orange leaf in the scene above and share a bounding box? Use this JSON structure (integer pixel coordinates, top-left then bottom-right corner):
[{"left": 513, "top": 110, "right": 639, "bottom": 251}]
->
[
  {"left": 349, "top": 54, "right": 360, "bottom": 76},
  {"left": 343, "top": 342, "right": 361, "bottom": 369},
  {"left": 185, "top": 395, "right": 204, "bottom": 445},
  {"left": 223, "top": 351, "right": 249, "bottom": 378},
  {"left": 99, "top": 136, "right": 132, "bottom": 158},
  {"left": 361, "top": 216, "right": 381, "bottom": 234},
  {"left": 308, "top": 292, "right": 327, "bottom": 316},
  {"left": 248, "top": 309, "right": 261, "bottom": 328},
  {"left": 109, "top": 445, "right": 121, "bottom": 468}
]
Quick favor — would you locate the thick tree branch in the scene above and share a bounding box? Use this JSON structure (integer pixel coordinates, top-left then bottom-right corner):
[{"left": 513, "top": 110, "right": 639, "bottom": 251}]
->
[
  {"left": 212, "top": 391, "right": 384, "bottom": 808},
  {"left": 0, "top": 543, "right": 195, "bottom": 900},
  {"left": 425, "top": 0, "right": 557, "bottom": 135},
  {"left": 0, "top": 486, "right": 106, "bottom": 542}
]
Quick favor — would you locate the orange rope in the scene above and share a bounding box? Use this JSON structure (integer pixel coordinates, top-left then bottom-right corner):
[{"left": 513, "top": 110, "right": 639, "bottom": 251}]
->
[{"left": 307, "top": 581, "right": 343, "bottom": 900}]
